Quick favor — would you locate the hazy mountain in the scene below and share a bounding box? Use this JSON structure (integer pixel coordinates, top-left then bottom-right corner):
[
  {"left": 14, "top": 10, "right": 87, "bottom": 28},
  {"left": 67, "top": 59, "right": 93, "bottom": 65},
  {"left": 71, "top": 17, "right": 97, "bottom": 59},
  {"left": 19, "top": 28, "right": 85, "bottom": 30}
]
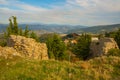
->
[
  {"left": 0, "top": 23, "right": 120, "bottom": 34},
  {"left": 0, "top": 24, "right": 87, "bottom": 33},
  {"left": 0, "top": 24, "right": 7, "bottom": 32},
  {"left": 67, "top": 24, "right": 120, "bottom": 34}
]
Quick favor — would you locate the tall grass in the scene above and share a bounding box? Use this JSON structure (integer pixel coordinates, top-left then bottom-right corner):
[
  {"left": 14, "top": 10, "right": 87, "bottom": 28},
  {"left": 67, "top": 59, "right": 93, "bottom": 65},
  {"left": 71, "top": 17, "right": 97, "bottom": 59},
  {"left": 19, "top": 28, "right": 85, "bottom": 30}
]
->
[{"left": 0, "top": 56, "right": 120, "bottom": 80}]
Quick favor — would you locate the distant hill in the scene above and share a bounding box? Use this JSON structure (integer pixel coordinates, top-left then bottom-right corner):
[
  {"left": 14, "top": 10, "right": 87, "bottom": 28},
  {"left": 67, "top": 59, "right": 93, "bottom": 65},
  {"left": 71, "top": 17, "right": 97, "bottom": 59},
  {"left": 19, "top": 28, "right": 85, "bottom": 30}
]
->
[
  {"left": 0, "top": 24, "right": 87, "bottom": 33},
  {"left": 0, "top": 24, "right": 7, "bottom": 32},
  {"left": 67, "top": 24, "right": 120, "bottom": 34},
  {"left": 1, "top": 23, "right": 120, "bottom": 34}
]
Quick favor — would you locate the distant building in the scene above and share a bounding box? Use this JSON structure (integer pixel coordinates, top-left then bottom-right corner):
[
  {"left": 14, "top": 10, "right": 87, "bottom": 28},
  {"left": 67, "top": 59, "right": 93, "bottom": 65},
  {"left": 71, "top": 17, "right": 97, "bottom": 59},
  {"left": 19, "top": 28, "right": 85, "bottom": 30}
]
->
[
  {"left": 71, "top": 40, "right": 77, "bottom": 44},
  {"left": 91, "top": 37, "right": 99, "bottom": 41},
  {"left": 64, "top": 39, "right": 77, "bottom": 45},
  {"left": 65, "top": 33, "right": 79, "bottom": 39},
  {"left": 63, "top": 33, "right": 79, "bottom": 45},
  {"left": 64, "top": 39, "right": 69, "bottom": 45}
]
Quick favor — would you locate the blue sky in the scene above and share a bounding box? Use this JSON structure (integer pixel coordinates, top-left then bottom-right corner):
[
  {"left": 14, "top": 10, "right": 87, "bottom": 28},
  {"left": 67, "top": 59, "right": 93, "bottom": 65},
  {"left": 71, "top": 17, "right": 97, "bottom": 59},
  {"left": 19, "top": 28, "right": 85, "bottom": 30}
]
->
[
  {"left": 19, "top": 0, "right": 66, "bottom": 8},
  {"left": 0, "top": 0, "right": 120, "bottom": 26}
]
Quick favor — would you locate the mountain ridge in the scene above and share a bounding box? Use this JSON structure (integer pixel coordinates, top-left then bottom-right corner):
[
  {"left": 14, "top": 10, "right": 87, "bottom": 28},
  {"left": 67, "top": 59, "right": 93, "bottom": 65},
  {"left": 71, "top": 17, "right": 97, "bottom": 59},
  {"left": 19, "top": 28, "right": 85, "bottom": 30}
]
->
[
  {"left": 67, "top": 24, "right": 120, "bottom": 34},
  {"left": 0, "top": 23, "right": 120, "bottom": 34},
  {"left": 0, "top": 24, "right": 87, "bottom": 33}
]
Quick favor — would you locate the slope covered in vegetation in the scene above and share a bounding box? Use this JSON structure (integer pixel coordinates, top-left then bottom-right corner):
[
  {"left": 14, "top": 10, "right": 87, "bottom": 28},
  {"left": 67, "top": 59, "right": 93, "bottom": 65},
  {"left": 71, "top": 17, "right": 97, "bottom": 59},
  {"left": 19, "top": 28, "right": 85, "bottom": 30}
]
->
[{"left": 0, "top": 56, "right": 120, "bottom": 80}]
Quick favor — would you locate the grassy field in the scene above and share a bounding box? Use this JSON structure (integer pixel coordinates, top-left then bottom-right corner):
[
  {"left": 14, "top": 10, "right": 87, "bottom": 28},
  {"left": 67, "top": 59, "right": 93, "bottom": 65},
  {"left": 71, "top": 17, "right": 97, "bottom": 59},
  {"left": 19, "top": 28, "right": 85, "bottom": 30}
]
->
[{"left": 0, "top": 56, "right": 120, "bottom": 80}]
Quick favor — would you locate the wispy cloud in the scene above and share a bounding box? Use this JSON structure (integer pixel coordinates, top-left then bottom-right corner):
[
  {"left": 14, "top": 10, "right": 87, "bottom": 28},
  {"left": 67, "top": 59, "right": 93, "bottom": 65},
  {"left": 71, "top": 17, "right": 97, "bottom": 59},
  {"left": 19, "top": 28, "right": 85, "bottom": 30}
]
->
[
  {"left": 0, "top": 0, "right": 120, "bottom": 26},
  {"left": 0, "top": 0, "right": 8, "bottom": 5}
]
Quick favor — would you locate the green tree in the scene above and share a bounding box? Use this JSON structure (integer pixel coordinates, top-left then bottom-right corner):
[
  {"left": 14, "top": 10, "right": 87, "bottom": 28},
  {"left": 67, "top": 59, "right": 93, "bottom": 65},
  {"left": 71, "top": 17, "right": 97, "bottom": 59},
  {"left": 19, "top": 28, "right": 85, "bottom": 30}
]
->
[
  {"left": 46, "top": 34, "right": 66, "bottom": 60},
  {"left": 30, "top": 31, "right": 39, "bottom": 41},
  {"left": 6, "top": 27, "right": 12, "bottom": 37},
  {"left": 9, "top": 18, "right": 13, "bottom": 34},
  {"left": 114, "top": 29, "right": 120, "bottom": 48},
  {"left": 24, "top": 25, "right": 29, "bottom": 37},
  {"left": 73, "top": 34, "right": 91, "bottom": 60},
  {"left": 3, "top": 16, "right": 39, "bottom": 44},
  {"left": 19, "top": 28, "right": 23, "bottom": 36},
  {"left": 46, "top": 36, "right": 55, "bottom": 59},
  {"left": 12, "top": 16, "right": 19, "bottom": 35},
  {"left": 4, "top": 16, "right": 19, "bottom": 37}
]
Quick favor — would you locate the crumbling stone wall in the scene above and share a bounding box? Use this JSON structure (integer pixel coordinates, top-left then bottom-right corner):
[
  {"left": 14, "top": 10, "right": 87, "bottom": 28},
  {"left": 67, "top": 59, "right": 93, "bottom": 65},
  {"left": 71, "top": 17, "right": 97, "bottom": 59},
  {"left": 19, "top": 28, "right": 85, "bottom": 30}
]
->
[
  {"left": 90, "top": 38, "right": 119, "bottom": 57},
  {"left": 7, "top": 35, "right": 48, "bottom": 60},
  {"left": 0, "top": 46, "right": 21, "bottom": 59}
]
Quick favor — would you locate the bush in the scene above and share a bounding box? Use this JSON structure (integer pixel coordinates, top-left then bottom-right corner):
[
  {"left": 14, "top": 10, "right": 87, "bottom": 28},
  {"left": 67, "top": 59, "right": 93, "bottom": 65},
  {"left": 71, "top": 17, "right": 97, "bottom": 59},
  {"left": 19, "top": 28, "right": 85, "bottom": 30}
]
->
[
  {"left": 0, "top": 40, "right": 7, "bottom": 47},
  {"left": 30, "top": 31, "right": 39, "bottom": 42},
  {"left": 107, "top": 49, "right": 120, "bottom": 56},
  {"left": 0, "top": 35, "right": 7, "bottom": 47}
]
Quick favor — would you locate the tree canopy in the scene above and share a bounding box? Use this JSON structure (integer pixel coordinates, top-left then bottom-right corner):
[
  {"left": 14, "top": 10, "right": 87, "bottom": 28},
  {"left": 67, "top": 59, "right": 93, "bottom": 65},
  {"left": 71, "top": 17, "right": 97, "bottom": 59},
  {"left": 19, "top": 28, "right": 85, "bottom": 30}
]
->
[
  {"left": 46, "top": 34, "right": 66, "bottom": 60},
  {"left": 73, "top": 34, "right": 91, "bottom": 60}
]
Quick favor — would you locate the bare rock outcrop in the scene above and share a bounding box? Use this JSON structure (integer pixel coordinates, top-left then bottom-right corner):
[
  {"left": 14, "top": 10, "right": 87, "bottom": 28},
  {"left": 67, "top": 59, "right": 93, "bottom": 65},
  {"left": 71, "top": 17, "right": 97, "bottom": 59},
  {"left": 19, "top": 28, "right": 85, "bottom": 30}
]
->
[
  {"left": 90, "top": 38, "right": 119, "bottom": 57},
  {"left": 7, "top": 35, "right": 48, "bottom": 60},
  {"left": 0, "top": 46, "right": 21, "bottom": 59}
]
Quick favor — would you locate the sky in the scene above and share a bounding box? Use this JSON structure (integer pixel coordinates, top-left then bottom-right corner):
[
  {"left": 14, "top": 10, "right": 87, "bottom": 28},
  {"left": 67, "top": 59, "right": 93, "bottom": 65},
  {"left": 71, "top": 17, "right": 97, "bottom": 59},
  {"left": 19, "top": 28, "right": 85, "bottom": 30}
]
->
[{"left": 0, "top": 0, "right": 120, "bottom": 26}]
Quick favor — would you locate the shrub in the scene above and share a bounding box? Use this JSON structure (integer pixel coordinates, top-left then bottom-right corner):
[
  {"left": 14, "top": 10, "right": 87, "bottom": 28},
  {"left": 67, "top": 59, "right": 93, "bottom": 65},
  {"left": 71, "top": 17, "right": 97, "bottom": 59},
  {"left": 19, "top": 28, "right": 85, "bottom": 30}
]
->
[
  {"left": 107, "top": 49, "right": 120, "bottom": 56},
  {"left": 0, "top": 40, "right": 7, "bottom": 47}
]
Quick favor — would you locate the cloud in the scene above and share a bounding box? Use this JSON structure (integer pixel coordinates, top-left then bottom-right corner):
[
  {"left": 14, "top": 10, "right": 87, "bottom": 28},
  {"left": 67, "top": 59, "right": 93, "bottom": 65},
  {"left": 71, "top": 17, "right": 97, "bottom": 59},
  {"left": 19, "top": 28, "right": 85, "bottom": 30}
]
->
[
  {"left": 0, "top": 0, "right": 8, "bottom": 5},
  {"left": 0, "top": 0, "right": 120, "bottom": 26},
  {"left": 66, "top": 0, "right": 120, "bottom": 12},
  {"left": 65, "top": 0, "right": 120, "bottom": 25},
  {"left": 15, "top": 3, "right": 48, "bottom": 13}
]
